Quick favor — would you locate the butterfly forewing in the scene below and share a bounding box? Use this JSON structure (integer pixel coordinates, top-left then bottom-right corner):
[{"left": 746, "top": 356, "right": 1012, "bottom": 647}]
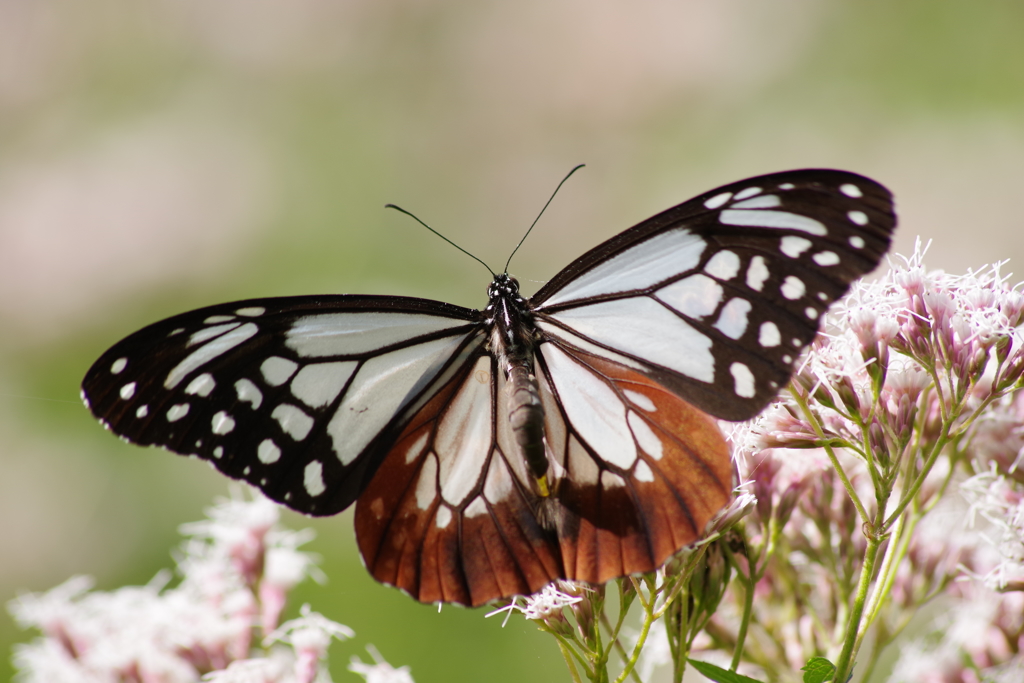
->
[
  {"left": 82, "top": 295, "right": 483, "bottom": 515},
  {"left": 532, "top": 169, "right": 896, "bottom": 421}
]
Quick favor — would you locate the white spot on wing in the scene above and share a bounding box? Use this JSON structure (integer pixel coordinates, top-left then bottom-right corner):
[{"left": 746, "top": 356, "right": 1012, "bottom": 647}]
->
[
  {"left": 657, "top": 275, "right": 722, "bottom": 319},
  {"left": 235, "top": 306, "right": 266, "bottom": 317},
  {"left": 704, "top": 250, "right": 741, "bottom": 280},
  {"left": 733, "top": 186, "right": 762, "bottom": 200},
  {"left": 746, "top": 256, "right": 769, "bottom": 292},
  {"left": 840, "top": 183, "right": 863, "bottom": 197},
  {"left": 258, "top": 439, "right": 281, "bottom": 464},
  {"left": 188, "top": 322, "right": 242, "bottom": 347},
  {"left": 304, "top": 461, "right": 326, "bottom": 497},
  {"left": 848, "top": 210, "right": 868, "bottom": 226},
  {"left": 204, "top": 315, "right": 235, "bottom": 324},
  {"left": 806, "top": 307, "right": 819, "bottom": 319},
  {"left": 136, "top": 405, "right": 149, "bottom": 418},
  {"left": 714, "top": 298, "right": 752, "bottom": 340},
  {"left": 484, "top": 455, "right": 514, "bottom": 504},
  {"left": 262, "top": 357, "right": 298, "bottom": 386},
  {"left": 438, "top": 357, "right": 493, "bottom": 506},
  {"left": 213, "top": 446, "right": 223, "bottom": 458},
  {"left": 463, "top": 498, "right": 487, "bottom": 519},
  {"left": 111, "top": 358, "right": 127, "bottom": 374},
  {"left": 813, "top": 251, "right": 840, "bottom": 266},
  {"left": 623, "top": 389, "right": 656, "bottom": 412},
  {"left": 542, "top": 345, "right": 636, "bottom": 469},
  {"left": 415, "top": 455, "right": 438, "bottom": 510},
  {"left": 778, "top": 183, "right": 795, "bottom": 190},
  {"left": 628, "top": 411, "right": 663, "bottom": 460},
  {"left": 286, "top": 312, "right": 469, "bottom": 358},
  {"left": 635, "top": 460, "right": 655, "bottom": 482},
  {"left": 119, "top": 382, "right": 136, "bottom": 400},
  {"left": 720, "top": 209, "right": 827, "bottom": 236},
  {"left": 780, "top": 236, "right": 812, "bottom": 258},
  {"left": 849, "top": 235, "right": 865, "bottom": 249},
  {"left": 602, "top": 471, "right": 627, "bottom": 489},
  {"left": 541, "top": 230, "right": 707, "bottom": 306},
  {"left": 167, "top": 403, "right": 189, "bottom": 422},
  {"left": 272, "top": 404, "right": 314, "bottom": 441},
  {"left": 759, "top": 322, "right": 781, "bottom": 347},
  {"left": 166, "top": 323, "right": 258, "bottom": 389},
  {"left": 731, "top": 194, "right": 780, "bottom": 209},
  {"left": 781, "top": 276, "right": 806, "bottom": 300},
  {"left": 211, "top": 411, "right": 235, "bottom": 435},
  {"left": 730, "top": 363, "right": 756, "bottom": 398},
  {"left": 290, "top": 361, "right": 357, "bottom": 408},
  {"left": 436, "top": 505, "right": 454, "bottom": 527},
  {"left": 235, "top": 379, "right": 263, "bottom": 409},
  {"left": 703, "top": 192, "right": 732, "bottom": 209},
  {"left": 550, "top": 297, "right": 715, "bottom": 382},
  {"left": 405, "top": 432, "right": 430, "bottom": 464},
  {"left": 185, "top": 373, "right": 216, "bottom": 397}
]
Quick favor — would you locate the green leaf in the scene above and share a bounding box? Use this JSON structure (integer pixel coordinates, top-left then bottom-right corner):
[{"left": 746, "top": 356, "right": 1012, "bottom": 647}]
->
[
  {"left": 801, "top": 657, "right": 836, "bottom": 683},
  {"left": 686, "top": 659, "right": 767, "bottom": 683}
]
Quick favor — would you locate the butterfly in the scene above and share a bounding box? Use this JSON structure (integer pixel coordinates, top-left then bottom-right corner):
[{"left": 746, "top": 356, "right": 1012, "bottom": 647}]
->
[{"left": 82, "top": 169, "right": 896, "bottom": 606}]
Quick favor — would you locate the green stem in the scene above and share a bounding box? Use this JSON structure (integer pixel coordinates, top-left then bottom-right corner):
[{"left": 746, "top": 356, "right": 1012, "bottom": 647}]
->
[
  {"left": 556, "top": 639, "right": 585, "bottom": 683},
  {"left": 729, "top": 567, "right": 756, "bottom": 672},
  {"left": 862, "top": 511, "right": 909, "bottom": 628},
  {"left": 790, "top": 388, "right": 872, "bottom": 524},
  {"left": 615, "top": 603, "right": 655, "bottom": 683},
  {"left": 727, "top": 523, "right": 770, "bottom": 672},
  {"left": 833, "top": 532, "right": 883, "bottom": 682},
  {"left": 600, "top": 612, "right": 642, "bottom": 683}
]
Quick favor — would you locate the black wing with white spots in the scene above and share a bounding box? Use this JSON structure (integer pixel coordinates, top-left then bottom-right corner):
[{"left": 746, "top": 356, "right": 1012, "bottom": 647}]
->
[
  {"left": 532, "top": 169, "right": 895, "bottom": 420},
  {"left": 82, "top": 295, "right": 483, "bottom": 515}
]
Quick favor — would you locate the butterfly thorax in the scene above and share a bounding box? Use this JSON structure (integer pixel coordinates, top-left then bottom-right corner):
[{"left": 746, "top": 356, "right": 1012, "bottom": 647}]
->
[{"left": 485, "top": 273, "right": 551, "bottom": 497}]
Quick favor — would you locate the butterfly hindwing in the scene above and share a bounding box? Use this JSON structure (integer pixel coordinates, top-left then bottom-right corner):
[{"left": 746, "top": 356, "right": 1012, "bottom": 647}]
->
[
  {"left": 355, "top": 335, "right": 732, "bottom": 606},
  {"left": 82, "top": 295, "right": 483, "bottom": 515},
  {"left": 536, "top": 342, "right": 732, "bottom": 585},
  {"left": 533, "top": 169, "right": 896, "bottom": 421},
  {"left": 355, "top": 352, "right": 565, "bottom": 606}
]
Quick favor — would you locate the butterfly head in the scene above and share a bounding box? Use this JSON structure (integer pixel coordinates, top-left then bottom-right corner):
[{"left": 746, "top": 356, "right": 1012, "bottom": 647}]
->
[{"left": 487, "top": 272, "right": 522, "bottom": 301}]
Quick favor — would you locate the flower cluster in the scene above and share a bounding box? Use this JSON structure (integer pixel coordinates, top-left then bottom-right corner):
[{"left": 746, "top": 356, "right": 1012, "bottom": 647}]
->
[
  {"left": 504, "top": 245, "right": 1024, "bottom": 683},
  {"left": 8, "top": 492, "right": 413, "bottom": 683},
  {"left": 712, "top": 247, "right": 1024, "bottom": 682}
]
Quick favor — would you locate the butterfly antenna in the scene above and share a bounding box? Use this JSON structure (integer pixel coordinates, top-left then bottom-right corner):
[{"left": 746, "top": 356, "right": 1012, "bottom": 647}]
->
[
  {"left": 385, "top": 204, "right": 496, "bottom": 277},
  {"left": 503, "top": 163, "right": 585, "bottom": 274}
]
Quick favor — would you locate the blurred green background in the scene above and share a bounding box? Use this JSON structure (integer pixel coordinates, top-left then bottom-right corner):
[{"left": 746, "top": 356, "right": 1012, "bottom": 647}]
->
[{"left": 2, "top": 1, "right": 1023, "bottom": 681}]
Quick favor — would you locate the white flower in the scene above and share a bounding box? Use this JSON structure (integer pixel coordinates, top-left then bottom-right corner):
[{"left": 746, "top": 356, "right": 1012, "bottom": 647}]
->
[
  {"left": 348, "top": 645, "right": 415, "bottom": 683},
  {"left": 7, "top": 493, "right": 334, "bottom": 683},
  {"left": 960, "top": 469, "right": 1024, "bottom": 590},
  {"left": 485, "top": 581, "right": 585, "bottom": 626}
]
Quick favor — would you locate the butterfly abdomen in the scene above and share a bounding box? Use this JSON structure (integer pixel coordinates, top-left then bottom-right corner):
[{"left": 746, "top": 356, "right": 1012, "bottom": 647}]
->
[
  {"left": 506, "top": 361, "right": 549, "bottom": 495},
  {"left": 488, "top": 273, "right": 552, "bottom": 498}
]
